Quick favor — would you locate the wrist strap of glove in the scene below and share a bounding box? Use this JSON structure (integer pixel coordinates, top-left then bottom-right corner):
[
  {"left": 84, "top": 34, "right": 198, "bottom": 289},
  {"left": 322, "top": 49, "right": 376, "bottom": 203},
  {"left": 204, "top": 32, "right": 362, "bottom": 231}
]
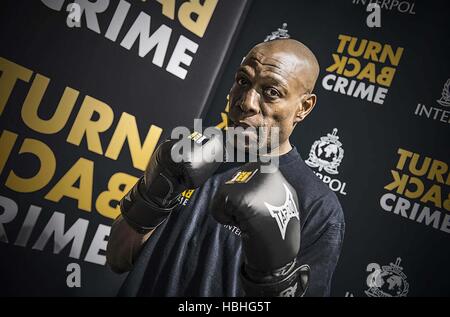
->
[
  {"left": 120, "top": 177, "right": 180, "bottom": 234},
  {"left": 240, "top": 260, "right": 310, "bottom": 297}
]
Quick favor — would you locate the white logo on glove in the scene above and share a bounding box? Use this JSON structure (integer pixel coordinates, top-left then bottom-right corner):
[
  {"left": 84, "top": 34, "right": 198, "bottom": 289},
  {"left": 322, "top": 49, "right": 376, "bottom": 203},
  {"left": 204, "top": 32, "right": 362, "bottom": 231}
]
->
[
  {"left": 279, "top": 282, "right": 297, "bottom": 297},
  {"left": 264, "top": 184, "right": 299, "bottom": 240}
]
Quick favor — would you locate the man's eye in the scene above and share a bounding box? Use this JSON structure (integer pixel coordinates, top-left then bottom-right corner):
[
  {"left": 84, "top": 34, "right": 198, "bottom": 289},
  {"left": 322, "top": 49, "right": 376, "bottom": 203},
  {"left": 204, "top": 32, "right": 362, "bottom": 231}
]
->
[
  {"left": 264, "top": 88, "right": 281, "bottom": 98},
  {"left": 237, "top": 77, "right": 248, "bottom": 86}
]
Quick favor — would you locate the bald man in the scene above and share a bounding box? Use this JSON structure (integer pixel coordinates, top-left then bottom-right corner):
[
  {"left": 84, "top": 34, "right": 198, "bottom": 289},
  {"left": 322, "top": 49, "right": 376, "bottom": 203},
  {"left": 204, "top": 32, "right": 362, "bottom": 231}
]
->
[{"left": 107, "top": 39, "right": 345, "bottom": 297}]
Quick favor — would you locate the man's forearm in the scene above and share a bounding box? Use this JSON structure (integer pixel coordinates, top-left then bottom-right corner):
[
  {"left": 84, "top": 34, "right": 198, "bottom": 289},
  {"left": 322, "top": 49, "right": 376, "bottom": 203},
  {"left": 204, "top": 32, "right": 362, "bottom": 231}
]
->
[
  {"left": 106, "top": 215, "right": 153, "bottom": 274},
  {"left": 107, "top": 129, "right": 223, "bottom": 273}
]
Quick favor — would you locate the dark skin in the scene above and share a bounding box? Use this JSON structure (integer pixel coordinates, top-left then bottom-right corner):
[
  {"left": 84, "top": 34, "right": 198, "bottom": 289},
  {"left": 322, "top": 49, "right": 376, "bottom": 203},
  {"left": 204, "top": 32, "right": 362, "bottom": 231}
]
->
[
  {"left": 106, "top": 39, "right": 320, "bottom": 274},
  {"left": 228, "top": 39, "right": 320, "bottom": 155}
]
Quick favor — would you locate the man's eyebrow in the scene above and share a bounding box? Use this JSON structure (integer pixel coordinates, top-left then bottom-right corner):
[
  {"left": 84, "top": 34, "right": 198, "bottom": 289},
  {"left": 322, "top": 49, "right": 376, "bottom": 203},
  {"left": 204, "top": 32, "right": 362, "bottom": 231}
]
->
[
  {"left": 236, "top": 64, "right": 292, "bottom": 92},
  {"left": 237, "top": 66, "right": 251, "bottom": 75},
  {"left": 237, "top": 66, "right": 289, "bottom": 86},
  {"left": 260, "top": 74, "right": 289, "bottom": 90},
  {"left": 248, "top": 55, "right": 280, "bottom": 69}
]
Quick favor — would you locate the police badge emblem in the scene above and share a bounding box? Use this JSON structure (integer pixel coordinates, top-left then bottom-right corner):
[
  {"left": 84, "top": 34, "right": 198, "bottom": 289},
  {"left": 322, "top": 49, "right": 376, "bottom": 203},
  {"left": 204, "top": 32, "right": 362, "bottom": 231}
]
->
[
  {"left": 437, "top": 78, "right": 450, "bottom": 107},
  {"left": 264, "top": 23, "right": 290, "bottom": 42},
  {"left": 365, "top": 258, "right": 409, "bottom": 297},
  {"left": 305, "top": 129, "right": 344, "bottom": 175}
]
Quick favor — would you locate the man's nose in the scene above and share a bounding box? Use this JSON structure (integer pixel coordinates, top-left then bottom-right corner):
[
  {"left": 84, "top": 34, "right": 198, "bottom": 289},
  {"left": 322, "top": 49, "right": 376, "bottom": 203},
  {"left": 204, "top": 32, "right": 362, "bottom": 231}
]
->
[{"left": 239, "top": 88, "right": 260, "bottom": 116}]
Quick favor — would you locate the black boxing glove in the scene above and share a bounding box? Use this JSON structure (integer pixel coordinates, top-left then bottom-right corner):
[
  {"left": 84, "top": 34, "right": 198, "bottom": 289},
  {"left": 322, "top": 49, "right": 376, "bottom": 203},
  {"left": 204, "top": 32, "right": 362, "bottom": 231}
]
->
[
  {"left": 211, "top": 162, "right": 310, "bottom": 297},
  {"left": 121, "top": 129, "right": 223, "bottom": 233}
]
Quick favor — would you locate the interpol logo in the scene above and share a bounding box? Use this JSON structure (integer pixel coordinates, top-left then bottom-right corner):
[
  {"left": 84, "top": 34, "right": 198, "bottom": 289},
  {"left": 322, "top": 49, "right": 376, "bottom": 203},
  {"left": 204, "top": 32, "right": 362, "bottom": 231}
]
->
[
  {"left": 352, "top": 0, "right": 417, "bottom": 15},
  {"left": 437, "top": 79, "right": 450, "bottom": 107},
  {"left": 264, "top": 23, "right": 290, "bottom": 42},
  {"left": 305, "top": 128, "right": 344, "bottom": 175},
  {"left": 305, "top": 129, "right": 348, "bottom": 196},
  {"left": 365, "top": 258, "right": 409, "bottom": 297},
  {"left": 414, "top": 78, "right": 450, "bottom": 125}
]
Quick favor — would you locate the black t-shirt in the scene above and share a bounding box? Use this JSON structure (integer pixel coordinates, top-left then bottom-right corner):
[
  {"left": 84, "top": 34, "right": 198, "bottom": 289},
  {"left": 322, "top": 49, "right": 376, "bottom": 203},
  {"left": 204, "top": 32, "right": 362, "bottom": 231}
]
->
[{"left": 118, "top": 147, "right": 345, "bottom": 297}]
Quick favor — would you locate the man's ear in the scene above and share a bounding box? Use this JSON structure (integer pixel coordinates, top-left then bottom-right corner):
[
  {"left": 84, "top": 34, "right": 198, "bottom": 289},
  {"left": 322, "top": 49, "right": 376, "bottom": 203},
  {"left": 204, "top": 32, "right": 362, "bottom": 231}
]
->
[{"left": 295, "top": 94, "right": 317, "bottom": 123}]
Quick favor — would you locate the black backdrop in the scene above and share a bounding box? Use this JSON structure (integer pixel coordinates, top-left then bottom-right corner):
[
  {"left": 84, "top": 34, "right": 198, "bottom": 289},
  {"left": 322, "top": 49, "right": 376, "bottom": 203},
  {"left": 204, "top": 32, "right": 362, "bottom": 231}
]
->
[
  {"left": 1, "top": 0, "right": 449, "bottom": 296},
  {"left": 203, "top": 0, "right": 450, "bottom": 297},
  {"left": 0, "top": 0, "right": 249, "bottom": 296}
]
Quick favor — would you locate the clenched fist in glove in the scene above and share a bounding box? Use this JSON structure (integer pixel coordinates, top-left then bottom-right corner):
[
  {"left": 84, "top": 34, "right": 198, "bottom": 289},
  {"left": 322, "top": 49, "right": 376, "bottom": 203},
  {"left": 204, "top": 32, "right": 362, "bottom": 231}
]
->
[
  {"left": 211, "top": 162, "right": 310, "bottom": 297},
  {"left": 121, "top": 129, "right": 223, "bottom": 233}
]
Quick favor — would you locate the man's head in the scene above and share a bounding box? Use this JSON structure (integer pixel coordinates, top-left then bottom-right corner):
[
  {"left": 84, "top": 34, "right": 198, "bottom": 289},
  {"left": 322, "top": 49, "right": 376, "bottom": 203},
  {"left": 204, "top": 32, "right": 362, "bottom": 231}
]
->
[{"left": 228, "top": 39, "right": 320, "bottom": 154}]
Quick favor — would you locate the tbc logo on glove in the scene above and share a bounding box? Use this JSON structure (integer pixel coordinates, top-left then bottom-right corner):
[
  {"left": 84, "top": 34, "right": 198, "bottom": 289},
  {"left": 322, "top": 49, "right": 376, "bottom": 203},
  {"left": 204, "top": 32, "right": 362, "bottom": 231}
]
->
[
  {"left": 188, "top": 131, "right": 208, "bottom": 145},
  {"left": 225, "top": 169, "right": 258, "bottom": 184},
  {"left": 264, "top": 184, "right": 299, "bottom": 240}
]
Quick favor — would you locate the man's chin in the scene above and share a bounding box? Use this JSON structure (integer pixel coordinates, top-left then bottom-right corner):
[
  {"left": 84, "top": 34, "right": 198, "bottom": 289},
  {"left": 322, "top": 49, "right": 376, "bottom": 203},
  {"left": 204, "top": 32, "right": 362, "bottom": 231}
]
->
[{"left": 231, "top": 140, "right": 270, "bottom": 156}]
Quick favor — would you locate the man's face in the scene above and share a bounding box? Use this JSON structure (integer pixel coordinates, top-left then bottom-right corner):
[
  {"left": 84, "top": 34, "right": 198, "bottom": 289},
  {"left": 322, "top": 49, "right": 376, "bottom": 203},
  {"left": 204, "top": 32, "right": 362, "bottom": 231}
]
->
[{"left": 228, "top": 43, "right": 312, "bottom": 153}]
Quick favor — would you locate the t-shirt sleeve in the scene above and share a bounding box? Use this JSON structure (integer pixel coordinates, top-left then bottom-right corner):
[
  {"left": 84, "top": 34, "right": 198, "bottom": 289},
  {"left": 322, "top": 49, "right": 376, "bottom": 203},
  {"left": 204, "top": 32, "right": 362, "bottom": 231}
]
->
[{"left": 298, "top": 221, "right": 345, "bottom": 297}]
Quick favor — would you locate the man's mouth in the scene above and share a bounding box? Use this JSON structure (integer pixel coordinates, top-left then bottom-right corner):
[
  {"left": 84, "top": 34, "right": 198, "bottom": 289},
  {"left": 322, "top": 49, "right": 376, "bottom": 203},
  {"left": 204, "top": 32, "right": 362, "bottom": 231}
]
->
[
  {"left": 233, "top": 123, "right": 260, "bottom": 139},
  {"left": 231, "top": 120, "right": 258, "bottom": 130},
  {"left": 230, "top": 121, "right": 261, "bottom": 146}
]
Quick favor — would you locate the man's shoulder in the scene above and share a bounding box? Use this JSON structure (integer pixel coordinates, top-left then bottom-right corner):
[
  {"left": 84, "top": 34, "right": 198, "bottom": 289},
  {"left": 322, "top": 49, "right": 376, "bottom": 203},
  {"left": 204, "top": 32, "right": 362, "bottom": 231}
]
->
[
  {"left": 283, "top": 158, "right": 344, "bottom": 226},
  {"left": 204, "top": 158, "right": 345, "bottom": 225}
]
